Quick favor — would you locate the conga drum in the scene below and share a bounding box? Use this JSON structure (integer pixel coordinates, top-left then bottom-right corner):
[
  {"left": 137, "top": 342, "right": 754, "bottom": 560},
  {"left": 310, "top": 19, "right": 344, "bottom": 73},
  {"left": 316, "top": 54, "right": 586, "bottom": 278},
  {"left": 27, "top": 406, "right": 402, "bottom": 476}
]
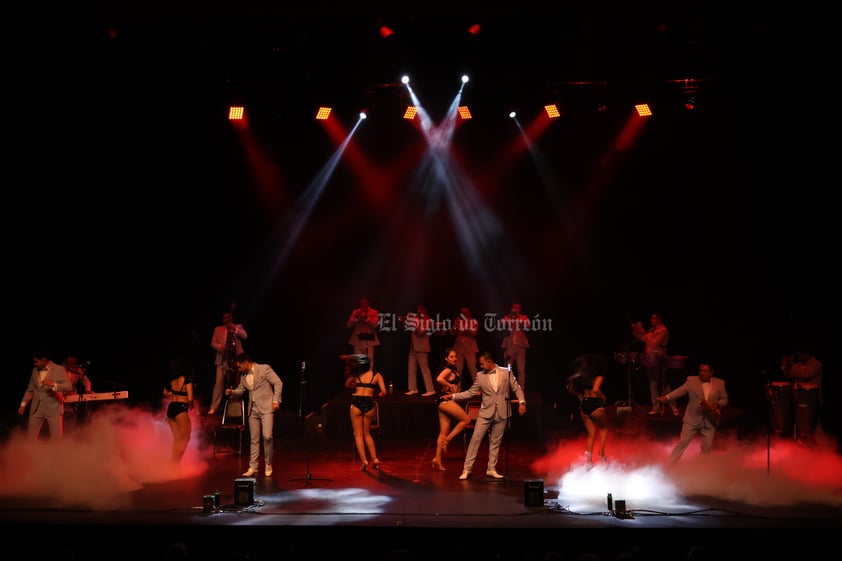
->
[
  {"left": 794, "top": 384, "right": 820, "bottom": 440},
  {"left": 766, "top": 381, "right": 793, "bottom": 435}
]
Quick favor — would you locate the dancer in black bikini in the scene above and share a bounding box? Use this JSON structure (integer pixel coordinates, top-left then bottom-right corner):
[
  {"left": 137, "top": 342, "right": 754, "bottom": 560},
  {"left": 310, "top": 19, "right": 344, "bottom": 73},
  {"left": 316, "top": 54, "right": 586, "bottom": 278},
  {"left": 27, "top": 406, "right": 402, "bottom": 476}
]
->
[
  {"left": 163, "top": 358, "right": 194, "bottom": 464},
  {"left": 431, "top": 348, "right": 470, "bottom": 471},
  {"left": 344, "top": 354, "right": 386, "bottom": 471},
  {"left": 566, "top": 353, "right": 610, "bottom": 468}
]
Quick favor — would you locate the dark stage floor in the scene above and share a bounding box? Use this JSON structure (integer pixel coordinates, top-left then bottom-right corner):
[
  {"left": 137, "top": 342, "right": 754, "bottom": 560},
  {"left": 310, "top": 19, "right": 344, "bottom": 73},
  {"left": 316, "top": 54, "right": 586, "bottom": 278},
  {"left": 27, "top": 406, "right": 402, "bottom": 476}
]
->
[{"left": 1, "top": 397, "right": 840, "bottom": 560}]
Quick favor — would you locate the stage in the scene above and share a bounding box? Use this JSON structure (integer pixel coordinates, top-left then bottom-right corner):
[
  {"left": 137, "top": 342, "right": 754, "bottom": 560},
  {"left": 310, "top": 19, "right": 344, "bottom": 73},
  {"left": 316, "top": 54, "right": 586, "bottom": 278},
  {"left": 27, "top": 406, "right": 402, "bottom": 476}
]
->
[{"left": 0, "top": 398, "right": 840, "bottom": 560}]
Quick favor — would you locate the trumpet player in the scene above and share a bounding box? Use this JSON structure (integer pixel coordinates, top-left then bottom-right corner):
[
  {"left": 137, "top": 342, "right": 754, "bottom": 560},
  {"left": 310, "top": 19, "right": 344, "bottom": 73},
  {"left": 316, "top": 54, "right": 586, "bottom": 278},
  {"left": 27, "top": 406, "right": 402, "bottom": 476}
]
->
[
  {"left": 346, "top": 297, "right": 381, "bottom": 370},
  {"left": 631, "top": 311, "right": 677, "bottom": 416},
  {"left": 501, "top": 303, "right": 530, "bottom": 391}
]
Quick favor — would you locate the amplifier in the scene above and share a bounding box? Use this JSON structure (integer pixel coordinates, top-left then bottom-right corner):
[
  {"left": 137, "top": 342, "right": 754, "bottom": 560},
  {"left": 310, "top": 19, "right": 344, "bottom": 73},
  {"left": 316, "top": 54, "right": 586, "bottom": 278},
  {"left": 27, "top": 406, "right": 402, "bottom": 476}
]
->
[
  {"left": 524, "top": 479, "right": 544, "bottom": 507},
  {"left": 234, "top": 478, "right": 255, "bottom": 505}
]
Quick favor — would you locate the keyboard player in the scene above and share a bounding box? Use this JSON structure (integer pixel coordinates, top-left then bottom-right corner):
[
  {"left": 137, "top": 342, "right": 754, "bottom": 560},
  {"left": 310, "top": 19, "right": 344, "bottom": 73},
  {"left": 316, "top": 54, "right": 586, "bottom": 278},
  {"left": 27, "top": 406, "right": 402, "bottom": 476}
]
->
[{"left": 62, "top": 355, "right": 93, "bottom": 427}]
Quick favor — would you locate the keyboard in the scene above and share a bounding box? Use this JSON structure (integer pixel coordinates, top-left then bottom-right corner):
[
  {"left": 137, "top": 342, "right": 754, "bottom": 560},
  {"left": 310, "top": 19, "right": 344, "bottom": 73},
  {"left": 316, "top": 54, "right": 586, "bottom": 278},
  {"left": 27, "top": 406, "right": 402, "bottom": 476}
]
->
[{"left": 65, "top": 390, "right": 129, "bottom": 403}]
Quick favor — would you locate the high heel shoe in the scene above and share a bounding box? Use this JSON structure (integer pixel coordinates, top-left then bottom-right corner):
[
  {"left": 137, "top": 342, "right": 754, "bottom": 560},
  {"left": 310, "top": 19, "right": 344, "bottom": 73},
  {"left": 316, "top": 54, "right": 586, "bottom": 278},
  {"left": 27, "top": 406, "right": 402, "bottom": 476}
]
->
[
  {"left": 360, "top": 461, "right": 368, "bottom": 472},
  {"left": 372, "top": 459, "right": 380, "bottom": 470},
  {"left": 599, "top": 451, "right": 607, "bottom": 464},
  {"left": 431, "top": 459, "right": 445, "bottom": 471}
]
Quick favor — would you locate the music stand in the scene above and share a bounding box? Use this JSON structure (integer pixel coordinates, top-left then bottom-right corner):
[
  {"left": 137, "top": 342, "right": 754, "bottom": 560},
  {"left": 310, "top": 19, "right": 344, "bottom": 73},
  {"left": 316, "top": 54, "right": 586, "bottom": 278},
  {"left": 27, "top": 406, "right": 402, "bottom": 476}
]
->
[
  {"left": 613, "top": 352, "right": 639, "bottom": 411},
  {"left": 289, "top": 362, "right": 332, "bottom": 486}
]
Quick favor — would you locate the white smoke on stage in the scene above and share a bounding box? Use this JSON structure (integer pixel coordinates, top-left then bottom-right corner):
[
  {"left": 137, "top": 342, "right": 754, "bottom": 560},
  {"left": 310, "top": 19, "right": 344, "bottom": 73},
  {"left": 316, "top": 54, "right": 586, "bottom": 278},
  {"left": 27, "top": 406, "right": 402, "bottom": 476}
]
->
[
  {"left": 533, "top": 430, "right": 842, "bottom": 512},
  {"left": 0, "top": 404, "right": 209, "bottom": 510}
]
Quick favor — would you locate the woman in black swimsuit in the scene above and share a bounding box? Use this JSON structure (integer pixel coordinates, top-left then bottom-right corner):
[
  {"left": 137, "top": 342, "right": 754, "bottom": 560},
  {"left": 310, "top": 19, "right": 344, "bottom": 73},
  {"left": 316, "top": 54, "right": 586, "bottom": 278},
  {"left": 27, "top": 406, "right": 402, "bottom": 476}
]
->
[
  {"left": 163, "top": 358, "right": 194, "bottom": 464},
  {"left": 344, "top": 354, "right": 386, "bottom": 471},
  {"left": 565, "top": 353, "right": 609, "bottom": 468},
  {"left": 431, "top": 348, "right": 470, "bottom": 471}
]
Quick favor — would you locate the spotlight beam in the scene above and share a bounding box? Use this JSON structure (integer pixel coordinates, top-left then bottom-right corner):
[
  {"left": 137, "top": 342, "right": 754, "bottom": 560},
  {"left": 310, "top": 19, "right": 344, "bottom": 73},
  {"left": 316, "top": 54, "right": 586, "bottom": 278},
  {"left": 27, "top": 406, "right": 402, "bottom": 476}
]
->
[
  {"left": 250, "top": 114, "right": 367, "bottom": 307},
  {"left": 397, "top": 77, "right": 528, "bottom": 306}
]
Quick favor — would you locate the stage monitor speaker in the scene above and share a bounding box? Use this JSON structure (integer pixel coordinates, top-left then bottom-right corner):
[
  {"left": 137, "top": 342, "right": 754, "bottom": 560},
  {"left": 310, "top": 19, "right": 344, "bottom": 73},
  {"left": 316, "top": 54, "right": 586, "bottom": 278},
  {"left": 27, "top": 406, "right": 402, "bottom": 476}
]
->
[
  {"left": 524, "top": 479, "right": 544, "bottom": 507},
  {"left": 234, "top": 478, "right": 256, "bottom": 505},
  {"left": 612, "top": 499, "right": 633, "bottom": 519}
]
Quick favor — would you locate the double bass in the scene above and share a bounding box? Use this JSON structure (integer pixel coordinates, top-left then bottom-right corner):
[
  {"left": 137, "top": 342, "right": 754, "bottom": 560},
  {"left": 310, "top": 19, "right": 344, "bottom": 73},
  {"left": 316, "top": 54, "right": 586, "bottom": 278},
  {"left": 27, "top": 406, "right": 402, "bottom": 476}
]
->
[{"left": 223, "top": 323, "right": 243, "bottom": 388}]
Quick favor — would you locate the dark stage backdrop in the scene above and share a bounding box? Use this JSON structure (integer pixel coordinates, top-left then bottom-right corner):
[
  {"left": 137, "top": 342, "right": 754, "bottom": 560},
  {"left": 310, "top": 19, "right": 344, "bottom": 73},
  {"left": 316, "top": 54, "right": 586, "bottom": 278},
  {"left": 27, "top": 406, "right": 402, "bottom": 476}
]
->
[{"left": 4, "top": 17, "right": 838, "bottom": 440}]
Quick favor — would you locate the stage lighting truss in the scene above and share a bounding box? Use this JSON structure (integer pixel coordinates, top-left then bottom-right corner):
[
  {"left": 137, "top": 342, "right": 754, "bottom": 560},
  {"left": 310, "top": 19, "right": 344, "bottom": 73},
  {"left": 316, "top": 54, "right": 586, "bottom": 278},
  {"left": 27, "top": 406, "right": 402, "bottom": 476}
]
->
[{"left": 304, "top": 77, "right": 715, "bottom": 124}]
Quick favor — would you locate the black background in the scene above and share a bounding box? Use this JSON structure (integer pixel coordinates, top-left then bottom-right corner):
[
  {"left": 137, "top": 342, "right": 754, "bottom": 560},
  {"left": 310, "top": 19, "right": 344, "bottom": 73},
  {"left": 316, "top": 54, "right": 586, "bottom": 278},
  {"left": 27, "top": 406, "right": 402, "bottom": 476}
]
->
[{"left": 3, "top": 15, "right": 837, "bottom": 437}]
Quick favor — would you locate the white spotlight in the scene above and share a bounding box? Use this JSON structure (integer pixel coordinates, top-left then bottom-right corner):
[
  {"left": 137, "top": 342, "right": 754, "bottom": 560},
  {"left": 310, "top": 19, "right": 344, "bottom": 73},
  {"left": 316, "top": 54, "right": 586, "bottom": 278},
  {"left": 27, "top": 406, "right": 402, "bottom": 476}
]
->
[
  {"left": 509, "top": 111, "right": 517, "bottom": 119},
  {"left": 401, "top": 75, "right": 410, "bottom": 85},
  {"left": 461, "top": 74, "right": 469, "bottom": 83},
  {"left": 359, "top": 111, "right": 368, "bottom": 120}
]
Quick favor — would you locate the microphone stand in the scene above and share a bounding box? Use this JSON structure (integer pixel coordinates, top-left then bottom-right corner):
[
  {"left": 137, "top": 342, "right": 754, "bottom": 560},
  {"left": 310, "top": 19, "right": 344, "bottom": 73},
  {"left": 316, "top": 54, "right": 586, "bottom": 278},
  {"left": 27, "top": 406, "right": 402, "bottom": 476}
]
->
[
  {"left": 75, "top": 374, "right": 88, "bottom": 424},
  {"left": 290, "top": 361, "right": 332, "bottom": 486},
  {"left": 761, "top": 370, "right": 771, "bottom": 476}
]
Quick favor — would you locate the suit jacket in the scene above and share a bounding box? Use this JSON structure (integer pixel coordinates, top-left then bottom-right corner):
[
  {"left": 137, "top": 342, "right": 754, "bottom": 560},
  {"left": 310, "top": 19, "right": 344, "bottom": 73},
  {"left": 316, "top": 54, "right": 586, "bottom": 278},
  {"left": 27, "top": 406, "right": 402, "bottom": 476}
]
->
[
  {"left": 453, "top": 365, "right": 525, "bottom": 420},
  {"left": 639, "top": 324, "right": 669, "bottom": 359},
  {"left": 346, "top": 307, "right": 381, "bottom": 348},
  {"left": 21, "top": 362, "right": 72, "bottom": 416},
  {"left": 452, "top": 316, "right": 479, "bottom": 354},
  {"left": 229, "top": 363, "right": 283, "bottom": 416},
  {"left": 505, "top": 312, "right": 531, "bottom": 347},
  {"left": 666, "top": 375, "right": 728, "bottom": 428},
  {"left": 211, "top": 323, "right": 248, "bottom": 366}
]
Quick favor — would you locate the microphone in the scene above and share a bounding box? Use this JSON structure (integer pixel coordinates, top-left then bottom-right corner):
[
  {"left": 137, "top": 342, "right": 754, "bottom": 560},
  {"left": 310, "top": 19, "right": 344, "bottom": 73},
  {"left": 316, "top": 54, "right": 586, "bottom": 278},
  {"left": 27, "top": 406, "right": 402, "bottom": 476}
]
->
[{"left": 301, "top": 361, "right": 306, "bottom": 371}]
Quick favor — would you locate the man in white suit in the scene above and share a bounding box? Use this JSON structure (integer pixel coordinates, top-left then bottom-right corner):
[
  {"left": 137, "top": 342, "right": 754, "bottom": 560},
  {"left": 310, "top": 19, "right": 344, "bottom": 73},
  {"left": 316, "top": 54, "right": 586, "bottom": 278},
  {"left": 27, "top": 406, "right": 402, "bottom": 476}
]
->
[
  {"left": 658, "top": 360, "right": 728, "bottom": 462},
  {"left": 209, "top": 310, "right": 248, "bottom": 415},
  {"left": 226, "top": 352, "right": 283, "bottom": 477},
  {"left": 443, "top": 351, "right": 527, "bottom": 480},
  {"left": 18, "top": 349, "right": 72, "bottom": 440}
]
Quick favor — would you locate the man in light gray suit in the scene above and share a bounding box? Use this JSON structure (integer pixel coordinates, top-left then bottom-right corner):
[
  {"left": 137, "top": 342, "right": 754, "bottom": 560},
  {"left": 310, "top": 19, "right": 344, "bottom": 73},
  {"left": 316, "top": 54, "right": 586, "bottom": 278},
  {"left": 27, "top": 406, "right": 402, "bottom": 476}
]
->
[
  {"left": 226, "top": 352, "right": 283, "bottom": 477},
  {"left": 658, "top": 360, "right": 728, "bottom": 463},
  {"left": 208, "top": 310, "right": 248, "bottom": 415},
  {"left": 443, "top": 351, "right": 527, "bottom": 480},
  {"left": 18, "top": 349, "right": 72, "bottom": 440}
]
